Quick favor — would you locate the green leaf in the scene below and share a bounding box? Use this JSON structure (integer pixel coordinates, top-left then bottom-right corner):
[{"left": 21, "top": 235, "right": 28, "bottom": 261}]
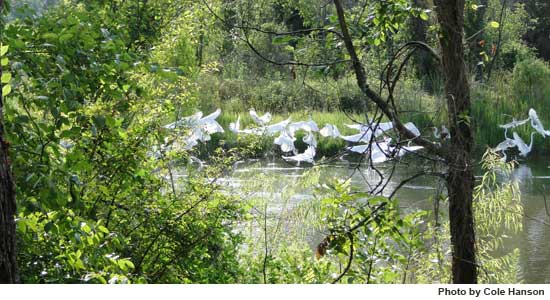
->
[
  {"left": 272, "top": 35, "right": 293, "bottom": 45},
  {"left": 42, "top": 33, "right": 58, "bottom": 41},
  {"left": 1, "top": 58, "right": 8, "bottom": 66},
  {"left": 0, "top": 45, "right": 8, "bottom": 56},
  {"left": 489, "top": 21, "right": 499, "bottom": 28},
  {"left": 59, "top": 33, "right": 74, "bottom": 42},
  {"left": 419, "top": 12, "right": 429, "bottom": 21},
  {"left": 1, "top": 73, "right": 11, "bottom": 84},
  {"left": 97, "top": 226, "right": 109, "bottom": 234},
  {"left": 2, "top": 84, "right": 11, "bottom": 96}
]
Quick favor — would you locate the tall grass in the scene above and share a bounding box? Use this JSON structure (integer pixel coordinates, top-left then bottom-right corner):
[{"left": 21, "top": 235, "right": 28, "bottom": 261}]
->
[
  {"left": 175, "top": 58, "right": 550, "bottom": 159},
  {"left": 472, "top": 58, "right": 550, "bottom": 155}
]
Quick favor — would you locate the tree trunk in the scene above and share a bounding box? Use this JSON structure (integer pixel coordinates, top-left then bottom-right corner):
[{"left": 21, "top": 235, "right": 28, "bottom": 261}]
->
[
  {"left": 0, "top": 0, "right": 20, "bottom": 284},
  {"left": 434, "top": 0, "right": 477, "bottom": 283},
  {"left": 333, "top": 0, "right": 476, "bottom": 283}
]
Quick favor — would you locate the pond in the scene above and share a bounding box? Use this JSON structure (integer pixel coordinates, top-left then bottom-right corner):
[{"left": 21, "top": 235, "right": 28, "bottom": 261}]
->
[{"left": 217, "top": 155, "right": 550, "bottom": 283}]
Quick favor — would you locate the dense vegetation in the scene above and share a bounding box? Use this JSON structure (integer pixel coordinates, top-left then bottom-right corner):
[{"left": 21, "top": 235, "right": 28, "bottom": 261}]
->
[{"left": 1, "top": 0, "right": 549, "bottom": 284}]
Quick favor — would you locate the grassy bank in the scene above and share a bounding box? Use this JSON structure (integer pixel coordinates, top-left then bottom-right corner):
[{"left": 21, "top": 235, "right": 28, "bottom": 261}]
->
[{"left": 184, "top": 58, "right": 550, "bottom": 160}]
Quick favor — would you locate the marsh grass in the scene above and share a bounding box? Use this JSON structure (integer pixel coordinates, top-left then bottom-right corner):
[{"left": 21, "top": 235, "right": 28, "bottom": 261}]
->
[
  {"left": 176, "top": 58, "right": 550, "bottom": 159},
  {"left": 472, "top": 66, "right": 550, "bottom": 155}
]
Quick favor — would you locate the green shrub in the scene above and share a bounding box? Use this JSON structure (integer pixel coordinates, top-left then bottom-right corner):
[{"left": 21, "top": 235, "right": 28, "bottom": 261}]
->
[{"left": 512, "top": 58, "right": 550, "bottom": 100}]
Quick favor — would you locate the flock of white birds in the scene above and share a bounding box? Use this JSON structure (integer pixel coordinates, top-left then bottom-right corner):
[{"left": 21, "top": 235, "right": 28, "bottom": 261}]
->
[
  {"left": 163, "top": 108, "right": 427, "bottom": 165},
  {"left": 160, "top": 107, "right": 548, "bottom": 165},
  {"left": 494, "top": 108, "right": 550, "bottom": 160}
]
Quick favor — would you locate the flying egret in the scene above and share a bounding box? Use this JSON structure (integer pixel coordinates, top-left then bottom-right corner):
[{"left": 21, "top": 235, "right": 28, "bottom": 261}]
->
[
  {"left": 499, "top": 117, "right": 530, "bottom": 138},
  {"left": 265, "top": 118, "right": 292, "bottom": 135},
  {"left": 229, "top": 116, "right": 263, "bottom": 135},
  {"left": 274, "top": 131, "right": 297, "bottom": 154},
  {"left": 229, "top": 116, "right": 241, "bottom": 134},
  {"left": 340, "top": 131, "right": 373, "bottom": 143},
  {"left": 403, "top": 122, "right": 421, "bottom": 137},
  {"left": 250, "top": 108, "right": 272, "bottom": 126},
  {"left": 198, "top": 108, "right": 224, "bottom": 134},
  {"left": 303, "top": 131, "right": 318, "bottom": 148},
  {"left": 319, "top": 124, "right": 341, "bottom": 138},
  {"left": 372, "top": 121, "right": 394, "bottom": 137},
  {"left": 346, "top": 120, "right": 393, "bottom": 137},
  {"left": 528, "top": 108, "right": 550, "bottom": 137},
  {"left": 512, "top": 131, "right": 536, "bottom": 157},
  {"left": 347, "top": 138, "right": 393, "bottom": 163},
  {"left": 288, "top": 119, "right": 319, "bottom": 135},
  {"left": 494, "top": 135, "right": 517, "bottom": 152},
  {"left": 396, "top": 142, "right": 424, "bottom": 157},
  {"left": 282, "top": 146, "right": 316, "bottom": 166},
  {"left": 163, "top": 111, "right": 203, "bottom": 129},
  {"left": 345, "top": 123, "right": 371, "bottom": 132}
]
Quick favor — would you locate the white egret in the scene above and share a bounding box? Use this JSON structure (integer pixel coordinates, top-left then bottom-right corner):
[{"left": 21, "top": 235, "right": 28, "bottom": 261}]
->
[
  {"left": 163, "top": 111, "right": 203, "bottom": 129},
  {"left": 250, "top": 108, "right": 272, "bottom": 126},
  {"left": 370, "top": 147, "right": 391, "bottom": 164},
  {"left": 345, "top": 123, "right": 371, "bottom": 132},
  {"left": 302, "top": 131, "right": 318, "bottom": 148},
  {"left": 229, "top": 116, "right": 241, "bottom": 134},
  {"left": 494, "top": 136, "right": 517, "bottom": 153},
  {"left": 265, "top": 118, "right": 291, "bottom": 135},
  {"left": 403, "top": 122, "right": 421, "bottom": 137},
  {"left": 197, "top": 108, "right": 224, "bottom": 134},
  {"left": 396, "top": 143, "right": 424, "bottom": 157},
  {"left": 499, "top": 117, "right": 530, "bottom": 138},
  {"left": 512, "top": 131, "right": 536, "bottom": 157},
  {"left": 346, "top": 120, "right": 393, "bottom": 137},
  {"left": 229, "top": 116, "right": 262, "bottom": 135},
  {"left": 373, "top": 121, "right": 394, "bottom": 136},
  {"left": 528, "top": 108, "right": 550, "bottom": 137},
  {"left": 433, "top": 125, "right": 450, "bottom": 140},
  {"left": 274, "top": 131, "right": 297, "bottom": 154},
  {"left": 500, "top": 117, "right": 530, "bottom": 129},
  {"left": 347, "top": 138, "right": 393, "bottom": 164},
  {"left": 319, "top": 124, "right": 341, "bottom": 138},
  {"left": 340, "top": 131, "right": 373, "bottom": 143},
  {"left": 288, "top": 119, "right": 319, "bottom": 135},
  {"left": 282, "top": 146, "right": 316, "bottom": 165},
  {"left": 183, "top": 136, "right": 199, "bottom": 150}
]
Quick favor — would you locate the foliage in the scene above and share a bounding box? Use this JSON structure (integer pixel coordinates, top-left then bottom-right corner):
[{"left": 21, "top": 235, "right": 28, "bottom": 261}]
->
[
  {"left": 2, "top": 0, "right": 545, "bottom": 284},
  {"left": 471, "top": 61, "right": 550, "bottom": 153},
  {"left": 414, "top": 150, "right": 523, "bottom": 283},
  {"left": 511, "top": 57, "right": 550, "bottom": 100},
  {"left": 4, "top": 1, "right": 245, "bottom": 283},
  {"left": 235, "top": 165, "right": 430, "bottom": 284},
  {"left": 481, "top": 0, "right": 534, "bottom": 70},
  {"left": 317, "top": 179, "right": 429, "bottom": 283}
]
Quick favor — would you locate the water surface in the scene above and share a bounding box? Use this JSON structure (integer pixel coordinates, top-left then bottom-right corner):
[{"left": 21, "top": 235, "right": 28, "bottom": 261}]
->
[{"left": 219, "top": 155, "right": 550, "bottom": 283}]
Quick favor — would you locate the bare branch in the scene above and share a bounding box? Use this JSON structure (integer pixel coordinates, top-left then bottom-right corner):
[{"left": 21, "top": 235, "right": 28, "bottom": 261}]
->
[{"left": 333, "top": 0, "right": 444, "bottom": 157}]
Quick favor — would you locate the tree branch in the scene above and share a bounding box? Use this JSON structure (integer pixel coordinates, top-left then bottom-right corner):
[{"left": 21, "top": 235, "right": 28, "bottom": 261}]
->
[{"left": 333, "top": 0, "right": 444, "bottom": 157}]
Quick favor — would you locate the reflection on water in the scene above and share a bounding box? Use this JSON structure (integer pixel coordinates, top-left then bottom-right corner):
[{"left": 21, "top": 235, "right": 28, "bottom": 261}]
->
[
  {"left": 220, "top": 156, "right": 550, "bottom": 283},
  {"left": 508, "top": 161, "right": 550, "bottom": 284}
]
